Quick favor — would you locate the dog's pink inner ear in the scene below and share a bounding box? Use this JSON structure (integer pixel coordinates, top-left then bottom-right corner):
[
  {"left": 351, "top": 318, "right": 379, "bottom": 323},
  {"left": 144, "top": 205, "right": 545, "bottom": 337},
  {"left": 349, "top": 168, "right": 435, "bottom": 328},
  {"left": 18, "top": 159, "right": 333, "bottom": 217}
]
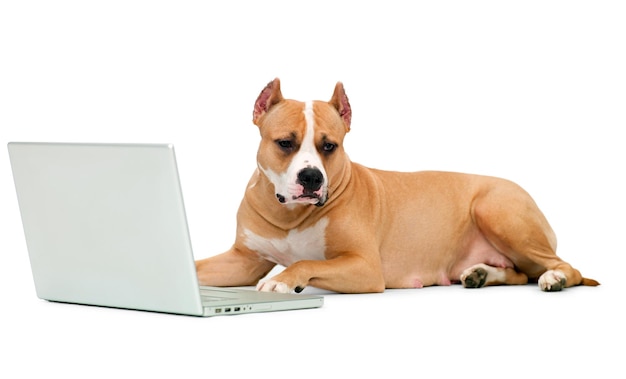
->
[
  {"left": 330, "top": 82, "right": 352, "bottom": 132},
  {"left": 253, "top": 78, "right": 284, "bottom": 124}
]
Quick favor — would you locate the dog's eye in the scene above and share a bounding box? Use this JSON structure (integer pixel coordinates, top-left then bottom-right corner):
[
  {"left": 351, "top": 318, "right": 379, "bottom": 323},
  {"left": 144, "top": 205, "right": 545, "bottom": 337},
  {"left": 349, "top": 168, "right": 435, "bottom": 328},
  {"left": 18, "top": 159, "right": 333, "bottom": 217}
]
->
[
  {"left": 322, "top": 142, "right": 336, "bottom": 153},
  {"left": 277, "top": 140, "right": 294, "bottom": 152}
]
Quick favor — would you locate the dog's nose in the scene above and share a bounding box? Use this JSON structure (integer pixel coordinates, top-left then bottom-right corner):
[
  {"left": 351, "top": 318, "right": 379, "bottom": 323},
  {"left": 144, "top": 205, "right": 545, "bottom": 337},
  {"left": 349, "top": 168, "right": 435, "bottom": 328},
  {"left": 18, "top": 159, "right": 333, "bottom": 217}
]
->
[{"left": 297, "top": 167, "right": 324, "bottom": 192}]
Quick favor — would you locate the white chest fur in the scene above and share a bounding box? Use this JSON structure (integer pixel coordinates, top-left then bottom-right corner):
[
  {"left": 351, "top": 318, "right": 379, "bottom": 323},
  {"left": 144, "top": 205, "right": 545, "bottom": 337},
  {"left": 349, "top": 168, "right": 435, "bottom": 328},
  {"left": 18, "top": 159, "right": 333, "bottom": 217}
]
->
[{"left": 242, "top": 217, "right": 328, "bottom": 266}]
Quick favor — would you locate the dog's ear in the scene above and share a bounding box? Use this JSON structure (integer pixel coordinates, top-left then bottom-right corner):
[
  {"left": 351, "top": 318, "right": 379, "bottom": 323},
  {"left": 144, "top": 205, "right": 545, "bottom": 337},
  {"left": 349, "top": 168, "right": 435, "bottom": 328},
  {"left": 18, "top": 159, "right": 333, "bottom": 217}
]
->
[
  {"left": 329, "top": 82, "right": 352, "bottom": 132},
  {"left": 253, "top": 78, "right": 284, "bottom": 124}
]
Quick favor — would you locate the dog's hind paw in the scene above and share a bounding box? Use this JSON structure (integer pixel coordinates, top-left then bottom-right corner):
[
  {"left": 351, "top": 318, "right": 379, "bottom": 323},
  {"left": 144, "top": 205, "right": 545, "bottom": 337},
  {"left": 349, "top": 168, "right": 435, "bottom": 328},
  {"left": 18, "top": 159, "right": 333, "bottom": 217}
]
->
[
  {"left": 538, "top": 270, "right": 567, "bottom": 291},
  {"left": 461, "top": 265, "right": 488, "bottom": 288},
  {"left": 256, "top": 279, "right": 292, "bottom": 293}
]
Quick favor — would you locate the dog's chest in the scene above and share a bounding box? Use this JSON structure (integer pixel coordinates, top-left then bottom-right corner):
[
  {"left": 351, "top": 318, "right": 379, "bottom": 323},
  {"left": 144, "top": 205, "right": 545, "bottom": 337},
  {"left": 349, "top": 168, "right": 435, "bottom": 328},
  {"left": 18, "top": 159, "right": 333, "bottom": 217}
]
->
[{"left": 242, "top": 217, "right": 328, "bottom": 266}]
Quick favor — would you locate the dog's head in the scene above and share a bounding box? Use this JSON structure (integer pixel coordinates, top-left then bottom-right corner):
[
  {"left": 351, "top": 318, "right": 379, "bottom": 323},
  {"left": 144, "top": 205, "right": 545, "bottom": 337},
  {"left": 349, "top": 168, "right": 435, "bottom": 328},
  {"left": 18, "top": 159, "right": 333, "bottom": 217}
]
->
[{"left": 252, "top": 78, "right": 352, "bottom": 207}]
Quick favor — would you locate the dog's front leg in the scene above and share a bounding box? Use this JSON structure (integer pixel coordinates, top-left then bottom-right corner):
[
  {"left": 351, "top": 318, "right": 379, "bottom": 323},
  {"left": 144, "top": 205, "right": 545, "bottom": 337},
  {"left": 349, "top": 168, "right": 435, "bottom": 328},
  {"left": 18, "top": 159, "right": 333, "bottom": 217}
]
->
[
  {"left": 257, "top": 254, "right": 385, "bottom": 294},
  {"left": 195, "top": 248, "right": 276, "bottom": 287}
]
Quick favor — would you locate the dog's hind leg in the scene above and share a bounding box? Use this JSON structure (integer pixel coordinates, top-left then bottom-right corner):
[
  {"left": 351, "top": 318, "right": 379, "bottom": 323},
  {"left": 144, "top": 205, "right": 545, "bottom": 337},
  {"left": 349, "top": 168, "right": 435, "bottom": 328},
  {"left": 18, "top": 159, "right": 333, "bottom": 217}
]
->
[
  {"left": 471, "top": 179, "right": 598, "bottom": 291},
  {"left": 461, "top": 264, "right": 528, "bottom": 288}
]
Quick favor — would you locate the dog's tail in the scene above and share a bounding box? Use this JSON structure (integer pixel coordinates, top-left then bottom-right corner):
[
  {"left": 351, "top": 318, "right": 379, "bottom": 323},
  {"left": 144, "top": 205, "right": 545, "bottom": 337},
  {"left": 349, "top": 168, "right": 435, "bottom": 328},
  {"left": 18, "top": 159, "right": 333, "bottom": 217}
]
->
[{"left": 581, "top": 277, "right": 600, "bottom": 286}]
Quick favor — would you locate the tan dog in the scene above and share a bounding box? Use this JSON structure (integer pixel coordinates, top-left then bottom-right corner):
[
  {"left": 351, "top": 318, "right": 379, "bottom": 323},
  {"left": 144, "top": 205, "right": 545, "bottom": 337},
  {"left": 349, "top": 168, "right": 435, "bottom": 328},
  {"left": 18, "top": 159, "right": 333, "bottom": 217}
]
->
[{"left": 196, "top": 78, "right": 599, "bottom": 293}]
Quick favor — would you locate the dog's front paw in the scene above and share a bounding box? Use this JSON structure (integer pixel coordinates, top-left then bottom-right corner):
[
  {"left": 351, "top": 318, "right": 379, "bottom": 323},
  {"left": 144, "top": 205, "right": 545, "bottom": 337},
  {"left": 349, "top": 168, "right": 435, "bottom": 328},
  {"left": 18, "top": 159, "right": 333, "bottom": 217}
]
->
[
  {"left": 538, "top": 270, "right": 567, "bottom": 291},
  {"left": 256, "top": 279, "right": 293, "bottom": 293}
]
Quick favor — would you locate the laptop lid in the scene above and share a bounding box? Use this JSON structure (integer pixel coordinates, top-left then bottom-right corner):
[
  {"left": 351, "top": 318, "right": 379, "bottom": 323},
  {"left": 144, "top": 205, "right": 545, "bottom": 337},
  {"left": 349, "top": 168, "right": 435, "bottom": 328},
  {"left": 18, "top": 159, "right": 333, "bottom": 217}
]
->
[{"left": 7, "top": 142, "right": 323, "bottom": 316}]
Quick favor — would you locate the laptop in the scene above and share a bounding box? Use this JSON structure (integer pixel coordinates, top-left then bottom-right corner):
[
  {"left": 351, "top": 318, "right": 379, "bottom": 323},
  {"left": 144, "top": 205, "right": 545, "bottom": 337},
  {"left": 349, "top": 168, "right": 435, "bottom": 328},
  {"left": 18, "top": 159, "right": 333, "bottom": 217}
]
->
[{"left": 7, "top": 142, "right": 323, "bottom": 317}]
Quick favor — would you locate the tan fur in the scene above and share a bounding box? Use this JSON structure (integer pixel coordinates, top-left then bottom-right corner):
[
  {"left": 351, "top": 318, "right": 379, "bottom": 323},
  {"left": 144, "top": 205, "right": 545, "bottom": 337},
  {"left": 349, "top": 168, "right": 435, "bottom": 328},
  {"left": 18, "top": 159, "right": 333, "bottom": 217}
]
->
[{"left": 195, "top": 78, "right": 599, "bottom": 293}]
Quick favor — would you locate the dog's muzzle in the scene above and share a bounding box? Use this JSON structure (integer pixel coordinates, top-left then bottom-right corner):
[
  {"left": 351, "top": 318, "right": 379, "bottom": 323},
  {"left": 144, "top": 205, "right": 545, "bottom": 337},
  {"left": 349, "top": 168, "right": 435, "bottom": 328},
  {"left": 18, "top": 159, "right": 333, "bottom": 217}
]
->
[
  {"left": 275, "top": 167, "right": 327, "bottom": 207},
  {"left": 297, "top": 167, "right": 326, "bottom": 206}
]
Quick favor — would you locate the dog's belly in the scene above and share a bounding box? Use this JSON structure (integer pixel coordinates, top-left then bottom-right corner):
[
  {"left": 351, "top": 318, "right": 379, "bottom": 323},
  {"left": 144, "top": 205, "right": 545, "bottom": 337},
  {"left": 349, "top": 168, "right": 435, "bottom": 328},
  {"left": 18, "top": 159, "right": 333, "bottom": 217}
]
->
[
  {"left": 449, "top": 229, "right": 515, "bottom": 277},
  {"left": 382, "top": 228, "right": 513, "bottom": 288}
]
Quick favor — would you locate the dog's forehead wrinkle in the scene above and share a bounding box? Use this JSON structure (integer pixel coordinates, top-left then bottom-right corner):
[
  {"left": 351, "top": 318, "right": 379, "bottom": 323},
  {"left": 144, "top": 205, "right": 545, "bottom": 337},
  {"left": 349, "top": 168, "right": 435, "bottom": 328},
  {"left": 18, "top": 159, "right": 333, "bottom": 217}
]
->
[{"left": 265, "top": 125, "right": 307, "bottom": 147}]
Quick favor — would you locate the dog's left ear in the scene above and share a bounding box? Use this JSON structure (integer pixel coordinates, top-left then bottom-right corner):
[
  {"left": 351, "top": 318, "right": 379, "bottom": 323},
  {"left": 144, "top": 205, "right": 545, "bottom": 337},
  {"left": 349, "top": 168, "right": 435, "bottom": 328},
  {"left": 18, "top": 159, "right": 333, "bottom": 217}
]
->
[
  {"left": 253, "top": 78, "right": 284, "bottom": 124},
  {"left": 329, "top": 82, "right": 352, "bottom": 132}
]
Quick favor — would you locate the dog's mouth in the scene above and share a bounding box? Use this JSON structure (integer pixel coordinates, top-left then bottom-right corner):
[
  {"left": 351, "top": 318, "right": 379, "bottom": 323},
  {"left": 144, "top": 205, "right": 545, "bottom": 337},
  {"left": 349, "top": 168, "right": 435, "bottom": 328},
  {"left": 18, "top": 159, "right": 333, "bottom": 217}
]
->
[
  {"left": 296, "top": 193, "right": 319, "bottom": 200},
  {"left": 296, "top": 193, "right": 326, "bottom": 207},
  {"left": 276, "top": 192, "right": 326, "bottom": 207}
]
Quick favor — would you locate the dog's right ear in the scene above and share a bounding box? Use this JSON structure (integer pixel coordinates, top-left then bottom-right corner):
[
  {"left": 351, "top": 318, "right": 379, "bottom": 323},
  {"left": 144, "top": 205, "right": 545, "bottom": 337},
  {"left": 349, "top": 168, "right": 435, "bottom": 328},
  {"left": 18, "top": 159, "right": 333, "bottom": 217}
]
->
[{"left": 253, "top": 78, "right": 284, "bottom": 124}]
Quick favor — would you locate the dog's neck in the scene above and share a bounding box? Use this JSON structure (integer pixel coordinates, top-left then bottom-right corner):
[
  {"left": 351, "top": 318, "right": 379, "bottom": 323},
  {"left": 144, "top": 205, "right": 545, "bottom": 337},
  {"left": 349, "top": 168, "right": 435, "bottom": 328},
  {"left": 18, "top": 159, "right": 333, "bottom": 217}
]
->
[{"left": 246, "top": 158, "right": 354, "bottom": 231}]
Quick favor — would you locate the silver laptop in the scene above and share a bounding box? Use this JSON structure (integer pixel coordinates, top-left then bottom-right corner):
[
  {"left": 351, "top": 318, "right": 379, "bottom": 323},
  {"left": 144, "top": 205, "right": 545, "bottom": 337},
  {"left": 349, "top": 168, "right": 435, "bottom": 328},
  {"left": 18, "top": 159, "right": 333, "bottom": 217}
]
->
[{"left": 7, "top": 142, "right": 323, "bottom": 317}]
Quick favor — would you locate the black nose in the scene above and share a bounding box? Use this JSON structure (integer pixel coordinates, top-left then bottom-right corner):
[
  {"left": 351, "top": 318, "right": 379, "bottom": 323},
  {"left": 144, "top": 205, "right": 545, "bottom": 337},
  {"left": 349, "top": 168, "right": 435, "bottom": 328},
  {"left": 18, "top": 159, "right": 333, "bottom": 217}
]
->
[{"left": 297, "top": 167, "right": 324, "bottom": 192}]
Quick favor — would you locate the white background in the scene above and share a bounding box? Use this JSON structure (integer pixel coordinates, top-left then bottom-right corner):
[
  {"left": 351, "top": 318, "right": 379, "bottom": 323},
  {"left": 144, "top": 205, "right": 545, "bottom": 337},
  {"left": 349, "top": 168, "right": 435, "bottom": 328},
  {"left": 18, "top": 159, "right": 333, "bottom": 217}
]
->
[{"left": 1, "top": 1, "right": 624, "bottom": 377}]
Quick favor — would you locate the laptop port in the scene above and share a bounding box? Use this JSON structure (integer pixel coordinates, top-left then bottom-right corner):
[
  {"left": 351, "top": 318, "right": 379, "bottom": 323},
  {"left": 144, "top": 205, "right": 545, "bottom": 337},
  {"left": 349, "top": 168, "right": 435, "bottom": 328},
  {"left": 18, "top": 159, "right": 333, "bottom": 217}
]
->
[
  {"left": 224, "top": 307, "right": 231, "bottom": 312},
  {"left": 234, "top": 307, "right": 241, "bottom": 312}
]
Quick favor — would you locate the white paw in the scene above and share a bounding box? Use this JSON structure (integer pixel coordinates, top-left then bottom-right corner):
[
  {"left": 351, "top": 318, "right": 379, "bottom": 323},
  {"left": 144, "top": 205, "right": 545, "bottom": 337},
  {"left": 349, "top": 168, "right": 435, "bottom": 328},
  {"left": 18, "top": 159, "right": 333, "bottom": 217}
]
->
[
  {"left": 256, "top": 279, "right": 292, "bottom": 293},
  {"left": 538, "top": 270, "right": 567, "bottom": 291}
]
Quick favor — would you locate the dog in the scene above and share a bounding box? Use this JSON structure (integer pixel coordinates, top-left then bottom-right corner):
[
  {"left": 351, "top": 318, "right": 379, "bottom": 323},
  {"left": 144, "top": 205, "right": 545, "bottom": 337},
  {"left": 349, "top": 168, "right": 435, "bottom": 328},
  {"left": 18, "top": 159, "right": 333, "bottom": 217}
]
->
[{"left": 195, "top": 78, "right": 599, "bottom": 293}]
